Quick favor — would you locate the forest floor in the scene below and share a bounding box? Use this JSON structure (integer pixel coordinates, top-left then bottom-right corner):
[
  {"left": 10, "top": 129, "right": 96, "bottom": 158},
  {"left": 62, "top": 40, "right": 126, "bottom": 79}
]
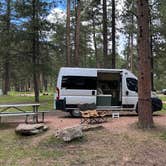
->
[
  {"left": 1, "top": 111, "right": 166, "bottom": 166},
  {"left": 0, "top": 94, "right": 166, "bottom": 166}
]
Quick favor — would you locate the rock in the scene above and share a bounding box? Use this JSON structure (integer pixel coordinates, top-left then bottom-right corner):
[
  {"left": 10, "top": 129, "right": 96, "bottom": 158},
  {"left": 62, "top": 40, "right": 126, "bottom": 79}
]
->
[
  {"left": 82, "top": 124, "right": 103, "bottom": 131},
  {"left": 55, "top": 125, "right": 83, "bottom": 142},
  {"left": 15, "top": 123, "right": 48, "bottom": 135}
]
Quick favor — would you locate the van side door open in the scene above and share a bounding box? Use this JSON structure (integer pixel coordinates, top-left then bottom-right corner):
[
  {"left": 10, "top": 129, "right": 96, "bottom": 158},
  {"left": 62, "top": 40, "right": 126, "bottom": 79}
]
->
[{"left": 97, "top": 71, "right": 122, "bottom": 107}]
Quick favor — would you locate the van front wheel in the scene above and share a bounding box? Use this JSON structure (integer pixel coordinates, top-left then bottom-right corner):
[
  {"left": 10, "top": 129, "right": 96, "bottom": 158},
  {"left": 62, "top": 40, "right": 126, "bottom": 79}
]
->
[
  {"left": 135, "top": 104, "right": 138, "bottom": 114},
  {"left": 70, "top": 109, "right": 81, "bottom": 117}
]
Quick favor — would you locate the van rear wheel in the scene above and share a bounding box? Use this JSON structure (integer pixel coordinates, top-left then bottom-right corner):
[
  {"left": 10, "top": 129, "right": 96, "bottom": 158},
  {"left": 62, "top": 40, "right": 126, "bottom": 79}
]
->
[{"left": 70, "top": 109, "right": 81, "bottom": 117}]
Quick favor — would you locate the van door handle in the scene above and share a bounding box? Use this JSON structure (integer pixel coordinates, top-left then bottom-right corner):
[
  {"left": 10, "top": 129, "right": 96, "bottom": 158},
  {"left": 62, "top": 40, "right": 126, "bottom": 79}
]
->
[
  {"left": 126, "top": 91, "right": 129, "bottom": 96},
  {"left": 92, "top": 90, "right": 95, "bottom": 96}
]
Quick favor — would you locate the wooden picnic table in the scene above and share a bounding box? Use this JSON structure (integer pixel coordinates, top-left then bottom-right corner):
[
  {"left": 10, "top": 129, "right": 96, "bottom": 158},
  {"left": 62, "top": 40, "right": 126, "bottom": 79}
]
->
[{"left": 0, "top": 103, "right": 40, "bottom": 123}]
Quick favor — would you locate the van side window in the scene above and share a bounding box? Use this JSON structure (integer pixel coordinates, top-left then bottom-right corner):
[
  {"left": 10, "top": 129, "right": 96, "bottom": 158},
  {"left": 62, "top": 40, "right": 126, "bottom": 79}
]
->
[
  {"left": 126, "top": 78, "right": 138, "bottom": 92},
  {"left": 62, "top": 76, "right": 97, "bottom": 90}
]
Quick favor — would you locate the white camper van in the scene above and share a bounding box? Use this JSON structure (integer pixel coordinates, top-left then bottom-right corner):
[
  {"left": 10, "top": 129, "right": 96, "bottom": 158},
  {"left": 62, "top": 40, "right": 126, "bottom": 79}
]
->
[{"left": 55, "top": 67, "right": 162, "bottom": 117}]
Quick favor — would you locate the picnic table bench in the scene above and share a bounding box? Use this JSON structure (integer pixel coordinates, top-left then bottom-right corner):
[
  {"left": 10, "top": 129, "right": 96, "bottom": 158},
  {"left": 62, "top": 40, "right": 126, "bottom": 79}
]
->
[
  {"left": 80, "top": 110, "right": 107, "bottom": 124},
  {"left": 0, "top": 112, "right": 37, "bottom": 123},
  {"left": 0, "top": 103, "right": 48, "bottom": 123}
]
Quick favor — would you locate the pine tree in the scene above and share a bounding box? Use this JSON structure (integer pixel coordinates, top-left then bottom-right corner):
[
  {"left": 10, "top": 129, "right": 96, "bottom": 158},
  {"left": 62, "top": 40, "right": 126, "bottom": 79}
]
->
[
  {"left": 121, "top": 0, "right": 137, "bottom": 73},
  {"left": 74, "top": 0, "right": 81, "bottom": 66},
  {"left": 137, "top": 0, "right": 153, "bottom": 128},
  {"left": 15, "top": 0, "right": 53, "bottom": 101},
  {"left": 66, "top": 0, "right": 71, "bottom": 66},
  {"left": 103, "top": 0, "right": 108, "bottom": 68},
  {"left": 0, "top": 0, "right": 12, "bottom": 95},
  {"left": 111, "top": 0, "right": 116, "bottom": 69}
]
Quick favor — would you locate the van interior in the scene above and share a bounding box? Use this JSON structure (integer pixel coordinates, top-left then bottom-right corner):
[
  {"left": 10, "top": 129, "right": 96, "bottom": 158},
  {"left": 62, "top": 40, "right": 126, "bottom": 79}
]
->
[{"left": 97, "top": 72, "right": 122, "bottom": 106}]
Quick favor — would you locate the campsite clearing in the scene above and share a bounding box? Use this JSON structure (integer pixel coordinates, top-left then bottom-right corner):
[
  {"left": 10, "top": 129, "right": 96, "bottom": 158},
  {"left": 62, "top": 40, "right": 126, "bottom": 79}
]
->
[{"left": 1, "top": 111, "right": 166, "bottom": 166}]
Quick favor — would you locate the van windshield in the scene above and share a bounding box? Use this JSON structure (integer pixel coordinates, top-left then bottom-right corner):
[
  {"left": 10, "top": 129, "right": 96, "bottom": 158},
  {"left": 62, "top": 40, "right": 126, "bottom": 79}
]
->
[
  {"left": 61, "top": 76, "right": 97, "bottom": 90},
  {"left": 126, "top": 78, "right": 138, "bottom": 92}
]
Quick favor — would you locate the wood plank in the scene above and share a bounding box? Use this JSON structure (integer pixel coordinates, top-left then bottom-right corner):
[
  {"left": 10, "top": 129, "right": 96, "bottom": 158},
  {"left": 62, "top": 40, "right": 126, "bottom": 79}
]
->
[
  {"left": 0, "top": 112, "right": 36, "bottom": 117},
  {"left": 0, "top": 103, "right": 40, "bottom": 108}
]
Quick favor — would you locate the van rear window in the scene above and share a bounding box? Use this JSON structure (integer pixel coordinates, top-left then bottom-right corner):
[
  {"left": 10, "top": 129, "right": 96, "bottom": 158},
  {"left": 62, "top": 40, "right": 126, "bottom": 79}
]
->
[{"left": 61, "top": 76, "right": 97, "bottom": 90}]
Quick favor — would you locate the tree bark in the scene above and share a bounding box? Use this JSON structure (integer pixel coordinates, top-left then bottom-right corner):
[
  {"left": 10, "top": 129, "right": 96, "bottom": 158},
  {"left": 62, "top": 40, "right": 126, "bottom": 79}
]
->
[
  {"left": 66, "top": 0, "right": 71, "bottom": 66},
  {"left": 74, "top": 0, "right": 81, "bottom": 66},
  {"left": 92, "top": 15, "right": 99, "bottom": 68},
  {"left": 129, "top": 12, "right": 134, "bottom": 72},
  {"left": 112, "top": 0, "right": 116, "bottom": 69},
  {"left": 149, "top": 13, "right": 154, "bottom": 91},
  {"left": 127, "top": 34, "right": 130, "bottom": 69},
  {"left": 130, "top": 32, "right": 134, "bottom": 72},
  {"left": 3, "top": 0, "right": 11, "bottom": 95},
  {"left": 137, "top": 0, "right": 153, "bottom": 128},
  {"left": 150, "top": 34, "right": 154, "bottom": 91},
  {"left": 32, "top": 0, "right": 39, "bottom": 102},
  {"left": 103, "top": 0, "right": 108, "bottom": 68}
]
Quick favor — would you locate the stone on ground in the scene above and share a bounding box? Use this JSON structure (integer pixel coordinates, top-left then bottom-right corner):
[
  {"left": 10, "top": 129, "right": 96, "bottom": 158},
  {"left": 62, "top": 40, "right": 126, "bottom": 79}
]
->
[
  {"left": 55, "top": 125, "right": 83, "bottom": 142},
  {"left": 15, "top": 123, "right": 48, "bottom": 135}
]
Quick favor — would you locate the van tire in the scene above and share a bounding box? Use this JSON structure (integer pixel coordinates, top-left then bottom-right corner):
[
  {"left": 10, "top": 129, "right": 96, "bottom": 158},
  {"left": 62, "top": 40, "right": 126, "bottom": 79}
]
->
[
  {"left": 70, "top": 109, "right": 81, "bottom": 117},
  {"left": 135, "top": 98, "right": 162, "bottom": 114},
  {"left": 135, "top": 103, "right": 138, "bottom": 114}
]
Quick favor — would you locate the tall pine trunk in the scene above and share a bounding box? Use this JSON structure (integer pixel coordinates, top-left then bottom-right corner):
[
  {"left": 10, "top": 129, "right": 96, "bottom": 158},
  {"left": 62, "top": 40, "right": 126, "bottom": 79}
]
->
[
  {"left": 74, "top": 0, "right": 81, "bottom": 66},
  {"left": 3, "top": 0, "right": 11, "bottom": 95},
  {"left": 111, "top": 0, "right": 116, "bottom": 69},
  {"left": 92, "top": 15, "right": 99, "bottom": 68},
  {"left": 150, "top": 34, "right": 154, "bottom": 91},
  {"left": 66, "top": 0, "right": 71, "bottom": 66},
  {"left": 103, "top": 0, "right": 108, "bottom": 68},
  {"left": 129, "top": 2, "right": 134, "bottom": 72},
  {"left": 150, "top": 13, "right": 154, "bottom": 91},
  {"left": 130, "top": 32, "right": 134, "bottom": 72},
  {"left": 137, "top": 0, "right": 153, "bottom": 128},
  {"left": 127, "top": 34, "right": 130, "bottom": 69},
  {"left": 32, "top": 0, "right": 39, "bottom": 102},
  {"left": 129, "top": 14, "right": 134, "bottom": 72}
]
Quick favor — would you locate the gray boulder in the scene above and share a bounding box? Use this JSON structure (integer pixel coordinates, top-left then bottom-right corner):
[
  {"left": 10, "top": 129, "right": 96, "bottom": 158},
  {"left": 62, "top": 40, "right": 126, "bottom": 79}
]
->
[
  {"left": 55, "top": 125, "right": 83, "bottom": 142},
  {"left": 15, "top": 123, "right": 48, "bottom": 135}
]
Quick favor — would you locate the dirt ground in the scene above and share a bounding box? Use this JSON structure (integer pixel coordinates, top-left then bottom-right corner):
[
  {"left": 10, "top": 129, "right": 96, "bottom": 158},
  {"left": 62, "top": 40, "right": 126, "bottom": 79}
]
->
[
  {"left": 43, "top": 111, "right": 166, "bottom": 133},
  {"left": 3, "top": 110, "right": 166, "bottom": 131},
  {"left": 2, "top": 111, "right": 166, "bottom": 166},
  {"left": 45, "top": 111, "right": 166, "bottom": 165}
]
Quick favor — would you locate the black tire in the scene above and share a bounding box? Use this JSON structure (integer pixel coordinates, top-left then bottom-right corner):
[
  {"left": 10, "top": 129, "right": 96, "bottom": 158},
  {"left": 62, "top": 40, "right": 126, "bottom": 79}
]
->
[
  {"left": 135, "top": 103, "right": 138, "bottom": 114},
  {"left": 152, "top": 97, "right": 163, "bottom": 112},
  {"left": 135, "top": 98, "right": 162, "bottom": 114},
  {"left": 70, "top": 109, "right": 81, "bottom": 117}
]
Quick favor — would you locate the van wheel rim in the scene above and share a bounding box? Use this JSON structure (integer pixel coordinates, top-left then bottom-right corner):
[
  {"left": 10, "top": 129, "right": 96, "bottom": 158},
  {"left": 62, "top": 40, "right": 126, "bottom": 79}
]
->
[
  {"left": 74, "top": 109, "right": 80, "bottom": 114},
  {"left": 72, "top": 109, "right": 80, "bottom": 117}
]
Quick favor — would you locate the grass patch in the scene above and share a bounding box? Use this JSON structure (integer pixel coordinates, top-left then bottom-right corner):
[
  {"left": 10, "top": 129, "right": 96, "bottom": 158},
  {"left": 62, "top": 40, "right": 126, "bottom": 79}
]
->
[
  {"left": 159, "top": 95, "right": 166, "bottom": 101},
  {"left": 68, "top": 136, "right": 87, "bottom": 144},
  {"left": 0, "top": 93, "right": 54, "bottom": 112},
  {"left": 39, "top": 135, "right": 65, "bottom": 149},
  {"left": 158, "top": 103, "right": 166, "bottom": 114},
  {"left": 160, "top": 132, "right": 166, "bottom": 141},
  {"left": 156, "top": 95, "right": 166, "bottom": 113},
  {"left": 40, "top": 135, "right": 87, "bottom": 149},
  {"left": 0, "top": 130, "right": 65, "bottom": 166},
  {"left": 1, "top": 125, "right": 166, "bottom": 165},
  {"left": 0, "top": 123, "right": 14, "bottom": 130}
]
